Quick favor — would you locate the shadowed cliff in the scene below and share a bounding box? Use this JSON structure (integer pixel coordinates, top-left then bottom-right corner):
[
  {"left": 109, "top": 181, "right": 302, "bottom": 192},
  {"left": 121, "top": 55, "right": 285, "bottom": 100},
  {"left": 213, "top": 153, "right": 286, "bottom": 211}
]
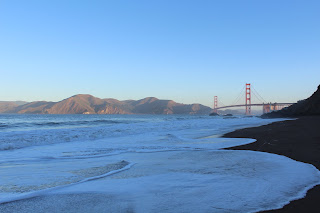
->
[{"left": 262, "top": 85, "right": 320, "bottom": 118}]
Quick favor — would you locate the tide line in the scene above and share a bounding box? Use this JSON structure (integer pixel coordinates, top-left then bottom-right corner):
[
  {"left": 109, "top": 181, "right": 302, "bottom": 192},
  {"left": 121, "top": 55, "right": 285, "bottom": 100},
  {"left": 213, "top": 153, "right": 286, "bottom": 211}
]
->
[{"left": 0, "top": 162, "right": 135, "bottom": 204}]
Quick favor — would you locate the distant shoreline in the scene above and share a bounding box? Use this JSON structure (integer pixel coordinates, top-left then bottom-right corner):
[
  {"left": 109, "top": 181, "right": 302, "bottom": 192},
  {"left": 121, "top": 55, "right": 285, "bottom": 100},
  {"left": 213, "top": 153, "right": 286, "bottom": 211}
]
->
[
  {"left": 0, "top": 95, "right": 212, "bottom": 115},
  {"left": 223, "top": 116, "right": 320, "bottom": 213}
]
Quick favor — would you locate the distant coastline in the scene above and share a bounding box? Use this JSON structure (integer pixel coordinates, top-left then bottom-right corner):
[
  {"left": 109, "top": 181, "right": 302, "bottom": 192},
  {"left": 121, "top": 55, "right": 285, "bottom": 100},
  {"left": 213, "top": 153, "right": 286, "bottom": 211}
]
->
[{"left": 0, "top": 94, "right": 211, "bottom": 115}]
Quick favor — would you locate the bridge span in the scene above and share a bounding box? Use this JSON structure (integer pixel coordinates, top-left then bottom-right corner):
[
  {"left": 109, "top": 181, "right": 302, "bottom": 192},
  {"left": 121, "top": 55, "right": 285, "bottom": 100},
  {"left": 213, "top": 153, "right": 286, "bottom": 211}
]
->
[
  {"left": 215, "top": 103, "right": 294, "bottom": 114},
  {"left": 213, "top": 83, "right": 295, "bottom": 115}
]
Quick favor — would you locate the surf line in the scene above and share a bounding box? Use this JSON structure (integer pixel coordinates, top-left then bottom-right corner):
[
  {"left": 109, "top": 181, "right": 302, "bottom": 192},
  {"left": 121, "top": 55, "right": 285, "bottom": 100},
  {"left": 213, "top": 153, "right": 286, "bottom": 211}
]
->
[{"left": 0, "top": 162, "right": 135, "bottom": 204}]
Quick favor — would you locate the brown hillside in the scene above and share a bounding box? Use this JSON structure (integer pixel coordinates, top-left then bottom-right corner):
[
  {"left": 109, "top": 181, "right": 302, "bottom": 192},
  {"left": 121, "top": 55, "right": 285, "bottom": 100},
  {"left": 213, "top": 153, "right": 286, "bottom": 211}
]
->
[
  {"left": 132, "top": 98, "right": 211, "bottom": 115},
  {"left": 1, "top": 95, "right": 211, "bottom": 115},
  {"left": 0, "top": 101, "right": 27, "bottom": 113},
  {"left": 6, "top": 101, "right": 54, "bottom": 114},
  {"left": 46, "top": 94, "right": 101, "bottom": 114}
]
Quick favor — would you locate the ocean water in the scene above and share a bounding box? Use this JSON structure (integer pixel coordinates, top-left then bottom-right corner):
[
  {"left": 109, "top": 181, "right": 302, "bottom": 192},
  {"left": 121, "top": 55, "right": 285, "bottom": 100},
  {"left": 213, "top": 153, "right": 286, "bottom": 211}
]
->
[{"left": 0, "top": 114, "right": 319, "bottom": 212}]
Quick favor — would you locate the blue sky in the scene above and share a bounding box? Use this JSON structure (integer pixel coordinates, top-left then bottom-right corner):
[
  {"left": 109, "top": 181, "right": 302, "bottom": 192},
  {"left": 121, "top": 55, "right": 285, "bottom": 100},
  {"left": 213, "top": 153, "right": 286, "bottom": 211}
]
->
[{"left": 1, "top": 0, "right": 319, "bottom": 107}]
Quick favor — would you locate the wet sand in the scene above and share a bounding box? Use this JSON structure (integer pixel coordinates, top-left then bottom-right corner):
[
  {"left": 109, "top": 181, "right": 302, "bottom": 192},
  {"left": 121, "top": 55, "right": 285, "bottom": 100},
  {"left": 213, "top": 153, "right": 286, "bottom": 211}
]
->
[
  {"left": 0, "top": 193, "right": 134, "bottom": 213},
  {"left": 223, "top": 116, "right": 320, "bottom": 213}
]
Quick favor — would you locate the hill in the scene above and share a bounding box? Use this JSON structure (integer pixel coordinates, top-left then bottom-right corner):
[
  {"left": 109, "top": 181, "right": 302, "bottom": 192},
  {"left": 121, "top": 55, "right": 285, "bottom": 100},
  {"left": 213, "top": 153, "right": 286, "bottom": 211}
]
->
[
  {"left": 0, "top": 101, "right": 28, "bottom": 113},
  {"left": 0, "top": 95, "right": 211, "bottom": 115},
  {"left": 262, "top": 85, "right": 320, "bottom": 118}
]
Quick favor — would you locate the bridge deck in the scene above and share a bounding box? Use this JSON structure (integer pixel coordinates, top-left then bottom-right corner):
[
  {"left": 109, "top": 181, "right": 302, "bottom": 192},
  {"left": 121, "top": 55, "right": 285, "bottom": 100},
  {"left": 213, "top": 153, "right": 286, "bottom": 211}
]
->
[{"left": 215, "top": 103, "right": 294, "bottom": 110}]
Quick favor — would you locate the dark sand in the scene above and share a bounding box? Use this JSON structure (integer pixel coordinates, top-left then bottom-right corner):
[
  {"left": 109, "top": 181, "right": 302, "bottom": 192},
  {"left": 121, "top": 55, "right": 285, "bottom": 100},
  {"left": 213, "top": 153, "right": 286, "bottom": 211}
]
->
[{"left": 223, "top": 116, "right": 320, "bottom": 213}]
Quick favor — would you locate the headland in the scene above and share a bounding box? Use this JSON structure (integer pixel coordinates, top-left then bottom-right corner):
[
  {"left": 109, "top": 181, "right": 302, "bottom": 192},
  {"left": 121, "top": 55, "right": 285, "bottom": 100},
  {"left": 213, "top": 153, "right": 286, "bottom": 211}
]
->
[{"left": 223, "top": 84, "right": 320, "bottom": 212}]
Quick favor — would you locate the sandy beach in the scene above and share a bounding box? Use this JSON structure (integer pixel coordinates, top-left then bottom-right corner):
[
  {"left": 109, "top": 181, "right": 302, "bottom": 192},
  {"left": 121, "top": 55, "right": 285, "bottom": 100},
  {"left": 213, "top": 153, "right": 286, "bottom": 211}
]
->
[{"left": 223, "top": 116, "right": 320, "bottom": 213}]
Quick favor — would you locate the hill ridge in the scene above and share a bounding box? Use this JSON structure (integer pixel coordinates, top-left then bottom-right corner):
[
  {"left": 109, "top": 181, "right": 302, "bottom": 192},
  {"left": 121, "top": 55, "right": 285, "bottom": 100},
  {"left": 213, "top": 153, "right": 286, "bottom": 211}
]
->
[{"left": 0, "top": 95, "right": 211, "bottom": 115}]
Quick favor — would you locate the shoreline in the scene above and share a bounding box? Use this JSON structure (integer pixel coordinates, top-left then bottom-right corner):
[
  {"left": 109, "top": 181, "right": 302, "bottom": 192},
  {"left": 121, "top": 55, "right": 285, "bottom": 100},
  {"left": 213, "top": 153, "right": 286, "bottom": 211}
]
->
[{"left": 223, "top": 116, "right": 320, "bottom": 213}]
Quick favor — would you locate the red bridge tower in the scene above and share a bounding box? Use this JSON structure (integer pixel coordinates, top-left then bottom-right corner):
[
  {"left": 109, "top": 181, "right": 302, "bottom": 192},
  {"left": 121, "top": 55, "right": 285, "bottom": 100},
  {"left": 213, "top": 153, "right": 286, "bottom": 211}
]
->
[
  {"left": 245, "top": 83, "right": 251, "bottom": 115},
  {"left": 213, "top": 96, "right": 218, "bottom": 113}
]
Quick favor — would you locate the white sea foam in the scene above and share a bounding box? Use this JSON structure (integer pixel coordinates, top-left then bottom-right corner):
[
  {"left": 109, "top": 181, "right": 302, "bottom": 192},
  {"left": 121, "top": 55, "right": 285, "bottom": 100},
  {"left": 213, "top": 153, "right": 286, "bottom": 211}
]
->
[
  {"left": 0, "top": 162, "right": 135, "bottom": 204},
  {"left": 0, "top": 150, "right": 319, "bottom": 213},
  {"left": 0, "top": 115, "right": 318, "bottom": 212},
  {"left": 0, "top": 115, "right": 283, "bottom": 151}
]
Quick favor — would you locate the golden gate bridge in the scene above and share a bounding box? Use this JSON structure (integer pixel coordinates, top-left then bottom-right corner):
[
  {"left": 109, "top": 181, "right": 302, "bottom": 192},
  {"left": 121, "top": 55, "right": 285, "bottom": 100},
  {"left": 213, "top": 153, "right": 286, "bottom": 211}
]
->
[{"left": 213, "top": 83, "right": 294, "bottom": 115}]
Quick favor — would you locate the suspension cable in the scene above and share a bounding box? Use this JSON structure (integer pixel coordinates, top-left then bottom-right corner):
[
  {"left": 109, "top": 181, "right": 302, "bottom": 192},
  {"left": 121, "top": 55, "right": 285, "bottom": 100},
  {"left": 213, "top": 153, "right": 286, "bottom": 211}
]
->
[
  {"left": 251, "top": 90, "right": 264, "bottom": 104},
  {"left": 252, "top": 86, "right": 267, "bottom": 103},
  {"left": 232, "top": 85, "right": 246, "bottom": 105},
  {"left": 219, "top": 100, "right": 226, "bottom": 107}
]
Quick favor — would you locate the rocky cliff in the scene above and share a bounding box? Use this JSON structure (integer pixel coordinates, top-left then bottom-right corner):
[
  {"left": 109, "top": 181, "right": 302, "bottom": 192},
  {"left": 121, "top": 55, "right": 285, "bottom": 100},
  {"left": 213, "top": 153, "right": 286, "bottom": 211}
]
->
[
  {"left": 0, "top": 95, "right": 211, "bottom": 115},
  {"left": 262, "top": 85, "right": 320, "bottom": 118}
]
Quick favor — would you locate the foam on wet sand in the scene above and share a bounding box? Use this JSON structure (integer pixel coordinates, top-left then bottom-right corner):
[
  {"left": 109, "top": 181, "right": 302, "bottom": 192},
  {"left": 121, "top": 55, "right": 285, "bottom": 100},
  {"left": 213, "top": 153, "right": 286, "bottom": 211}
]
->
[
  {"left": 1, "top": 116, "right": 319, "bottom": 212},
  {"left": 1, "top": 150, "right": 319, "bottom": 213}
]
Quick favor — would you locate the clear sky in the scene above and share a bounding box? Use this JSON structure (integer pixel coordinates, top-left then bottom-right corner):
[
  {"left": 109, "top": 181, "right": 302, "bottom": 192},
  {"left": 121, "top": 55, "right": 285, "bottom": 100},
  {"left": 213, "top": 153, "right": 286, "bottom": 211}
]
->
[{"left": 1, "top": 0, "right": 319, "bottom": 107}]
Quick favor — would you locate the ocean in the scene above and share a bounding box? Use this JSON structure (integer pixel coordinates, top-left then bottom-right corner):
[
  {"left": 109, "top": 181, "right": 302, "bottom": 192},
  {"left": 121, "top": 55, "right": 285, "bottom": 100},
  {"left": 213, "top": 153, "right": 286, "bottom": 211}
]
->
[{"left": 0, "top": 114, "right": 319, "bottom": 212}]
